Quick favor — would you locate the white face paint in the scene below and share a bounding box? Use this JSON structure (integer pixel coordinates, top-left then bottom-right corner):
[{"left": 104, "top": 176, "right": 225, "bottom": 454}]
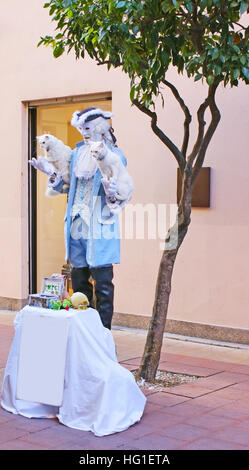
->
[{"left": 78, "top": 121, "right": 102, "bottom": 142}]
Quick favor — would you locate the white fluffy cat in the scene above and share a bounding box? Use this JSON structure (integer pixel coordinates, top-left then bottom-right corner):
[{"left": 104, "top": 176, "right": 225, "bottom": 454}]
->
[
  {"left": 37, "top": 134, "right": 71, "bottom": 194},
  {"left": 90, "top": 141, "right": 134, "bottom": 212}
]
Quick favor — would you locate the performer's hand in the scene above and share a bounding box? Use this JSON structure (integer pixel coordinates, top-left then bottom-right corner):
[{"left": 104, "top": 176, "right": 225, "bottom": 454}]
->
[
  {"left": 28, "top": 156, "right": 55, "bottom": 176},
  {"left": 47, "top": 171, "right": 62, "bottom": 188},
  {"left": 101, "top": 178, "right": 118, "bottom": 198}
]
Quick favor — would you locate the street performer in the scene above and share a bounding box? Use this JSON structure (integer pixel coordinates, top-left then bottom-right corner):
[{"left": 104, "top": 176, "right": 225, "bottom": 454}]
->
[{"left": 29, "top": 107, "right": 132, "bottom": 330}]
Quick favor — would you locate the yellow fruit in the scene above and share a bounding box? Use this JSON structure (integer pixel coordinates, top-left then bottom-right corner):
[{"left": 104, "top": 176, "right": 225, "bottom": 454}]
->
[{"left": 70, "top": 292, "right": 89, "bottom": 309}]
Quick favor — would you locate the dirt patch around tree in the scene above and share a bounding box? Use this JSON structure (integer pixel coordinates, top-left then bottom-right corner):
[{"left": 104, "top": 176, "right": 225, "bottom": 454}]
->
[{"left": 132, "top": 369, "right": 200, "bottom": 392}]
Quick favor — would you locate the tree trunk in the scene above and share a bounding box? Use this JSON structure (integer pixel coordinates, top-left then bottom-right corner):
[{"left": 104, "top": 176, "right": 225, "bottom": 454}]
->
[
  {"left": 136, "top": 222, "right": 189, "bottom": 381},
  {"left": 137, "top": 167, "right": 192, "bottom": 382}
]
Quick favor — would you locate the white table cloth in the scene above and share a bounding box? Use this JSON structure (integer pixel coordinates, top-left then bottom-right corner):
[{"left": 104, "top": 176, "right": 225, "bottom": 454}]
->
[{"left": 1, "top": 305, "right": 146, "bottom": 437}]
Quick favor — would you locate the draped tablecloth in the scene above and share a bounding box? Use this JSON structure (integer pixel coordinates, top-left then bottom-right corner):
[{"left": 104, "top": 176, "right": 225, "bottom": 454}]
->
[{"left": 1, "top": 305, "right": 146, "bottom": 437}]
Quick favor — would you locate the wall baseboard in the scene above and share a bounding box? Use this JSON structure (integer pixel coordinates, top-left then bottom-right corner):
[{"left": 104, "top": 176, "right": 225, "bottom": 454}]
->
[
  {"left": 0, "top": 297, "right": 28, "bottom": 311},
  {"left": 2, "top": 301, "right": 247, "bottom": 345},
  {"left": 113, "top": 312, "right": 249, "bottom": 345}
]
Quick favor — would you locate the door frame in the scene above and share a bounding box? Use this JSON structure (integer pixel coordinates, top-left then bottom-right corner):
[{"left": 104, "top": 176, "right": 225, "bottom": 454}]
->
[
  {"left": 28, "top": 107, "right": 37, "bottom": 294},
  {"left": 27, "top": 92, "right": 112, "bottom": 293}
]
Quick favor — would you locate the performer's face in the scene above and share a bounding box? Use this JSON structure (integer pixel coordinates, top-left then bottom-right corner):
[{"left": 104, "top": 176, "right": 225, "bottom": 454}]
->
[{"left": 79, "top": 121, "right": 102, "bottom": 142}]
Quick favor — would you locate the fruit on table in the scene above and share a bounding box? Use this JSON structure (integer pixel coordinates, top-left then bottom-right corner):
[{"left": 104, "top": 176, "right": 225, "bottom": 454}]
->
[{"left": 70, "top": 292, "right": 89, "bottom": 309}]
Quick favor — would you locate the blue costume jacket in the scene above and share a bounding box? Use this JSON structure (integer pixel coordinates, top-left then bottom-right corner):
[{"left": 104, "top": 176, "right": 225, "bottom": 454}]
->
[{"left": 52, "top": 141, "right": 127, "bottom": 267}]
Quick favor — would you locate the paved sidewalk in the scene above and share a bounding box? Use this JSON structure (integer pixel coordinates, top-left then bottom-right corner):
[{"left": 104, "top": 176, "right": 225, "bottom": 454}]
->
[{"left": 1, "top": 311, "right": 249, "bottom": 450}]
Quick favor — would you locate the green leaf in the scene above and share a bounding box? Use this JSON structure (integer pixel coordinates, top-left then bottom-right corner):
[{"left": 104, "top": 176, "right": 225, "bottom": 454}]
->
[
  {"left": 214, "top": 65, "right": 221, "bottom": 75},
  {"left": 141, "top": 76, "right": 147, "bottom": 90},
  {"left": 160, "top": 50, "right": 169, "bottom": 66},
  {"left": 116, "top": 1, "right": 126, "bottom": 8},
  {"left": 62, "top": 0, "right": 72, "bottom": 6},
  {"left": 207, "top": 75, "right": 214, "bottom": 85},
  {"left": 120, "top": 23, "right": 129, "bottom": 34},
  {"left": 240, "top": 1, "right": 247, "bottom": 15},
  {"left": 67, "top": 8, "right": 73, "bottom": 19},
  {"left": 98, "top": 29, "right": 106, "bottom": 42},
  {"left": 53, "top": 44, "right": 64, "bottom": 58},
  {"left": 185, "top": 2, "right": 193, "bottom": 13},
  {"left": 212, "top": 48, "right": 219, "bottom": 59},
  {"left": 242, "top": 67, "right": 249, "bottom": 80},
  {"left": 39, "top": 0, "right": 249, "bottom": 106},
  {"left": 130, "top": 85, "right": 135, "bottom": 101},
  {"left": 161, "top": 1, "right": 171, "bottom": 13},
  {"left": 233, "top": 68, "right": 240, "bottom": 79}
]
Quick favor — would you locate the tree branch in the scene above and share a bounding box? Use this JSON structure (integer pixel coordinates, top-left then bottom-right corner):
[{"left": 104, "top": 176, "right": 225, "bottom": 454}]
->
[
  {"left": 91, "top": 48, "right": 124, "bottom": 66},
  {"left": 133, "top": 99, "right": 185, "bottom": 173},
  {"left": 233, "top": 22, "right": 248, "bottom": 31},
  {"left": 162, "top": 79, "right": 192, "bottom": 157},
  {"left": 191, "top": 82, "right": 221, "bottom": 184},
  {"left": 187, "top": 93, "right": 210, "bottom": 167}
]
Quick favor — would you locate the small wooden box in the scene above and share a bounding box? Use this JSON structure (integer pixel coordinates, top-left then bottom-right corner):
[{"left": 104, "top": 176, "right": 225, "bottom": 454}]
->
[
  {"left": 28, "top": 294, "right": 58, "bottom": 309},
  {"left": 177, "top": 167, "right": 211, "bottom": 207}
]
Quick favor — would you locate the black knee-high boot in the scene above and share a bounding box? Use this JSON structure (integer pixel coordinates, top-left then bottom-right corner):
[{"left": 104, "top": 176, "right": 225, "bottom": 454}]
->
[
  {"left": 70, "top": 267, "right": 93, "bottom": 303},
  {"left": 90, "top": 266, "right": 114, "bottom": 330}
]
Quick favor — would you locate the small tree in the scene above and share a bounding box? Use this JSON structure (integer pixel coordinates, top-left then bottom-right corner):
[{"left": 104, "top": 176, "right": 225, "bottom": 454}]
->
[{"left": 39, "top": 0, "right": 249, "bottom": 381}]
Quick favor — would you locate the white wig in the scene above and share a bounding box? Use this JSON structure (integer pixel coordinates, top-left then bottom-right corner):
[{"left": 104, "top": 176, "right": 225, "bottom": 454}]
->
[{"left": 71, "top": 107, "right": 117, "bottom": 145}]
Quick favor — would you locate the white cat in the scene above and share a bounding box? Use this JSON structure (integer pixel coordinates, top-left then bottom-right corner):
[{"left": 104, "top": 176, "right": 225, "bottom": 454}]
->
[
  {"left": 90, "top": 141, "right": 134, "bottom": 212},
  {"left": 37, "top": 134, "right": 72, "bottom": 194}
]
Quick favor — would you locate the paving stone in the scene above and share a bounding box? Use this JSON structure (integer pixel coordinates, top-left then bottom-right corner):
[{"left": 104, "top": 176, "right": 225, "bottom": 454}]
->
[
  {"left": 214, "top": 426, "right": 249, "bottom": 446},
  {"left": 142, "top": 401, "right": 164, "bottom": 414},
  {"left": 120, "top": 363, "right": 137, "bottom": 372},
  {"left": 204, "top": 386, "right": 249, "bottom": 400},
  {"left": 166, "top": 383, "right": 214, "bottom": 398},
  {"left": 1, "top": 317, "right": 249, "bottom": 452},
  {"left": 20, "top": 426, "right": 83, "bottom": 449},
  {"left": 213, "top": 371, "right": 249, "bottom": 383},
  {"left": 0, "top": 438, "right": 49, "bottom": 450},
  {"left": 165, "top": 402, "right": 214, "bottom": 418},
  {"left": 160, "top": 353, "right": 224, "bottom": 369},
  {"left": 3, "top": 414, "right": 58, "bottom": 432},
  {"left": 236, "top": 417, "right": 249, "bottom": 429},
  {"left": 159, "top": 423, "right": 209, "bottom": 441},
  {"left": 116, "top": 444, "right": 141, "bottom": 450},
  {"left": 187, "top": 413, "right": 240, "bottom": 430},
  {"left": 222, "top": 363, "right": 249, "bottom": 375},
  {"left": 132, "top": 433, "right": 184, "bottom": 450},
  {"left": 191, "top": 393, "right": 235, "bottom": 409},
  {"left": 0, "top": 407, "right": 14, "bottom": 424},
  {"left": 227, "top": 380, "right": 249, "bottom": 391},
  {"left": 103, "top": 421, "right": 159, "bottom": 441},
  {"left": 139, "top": 408, "right": 186, "bottom": 430},
  {"left": 147, "top": 392, "right": 190, "bottom": 407},
  {"left": 209, "top": 405, "right": 249, "bottom": 420},
  {"left": 53, "top": 440, "right": 110, "bottom": 450},
  {"left": 178, "top": 437, "right": 245, "bottom": 450},
  {"left": 0, "top": 423, "right": 29, "bottom": 444},
  {"left": 195, "top": 371, "right": 249, "bottom": 390},
  {"left": 158, "top": 361, "right": 219, "bottom": 377},
  {"left": 120, "top": 357, "right": 141, "bottom": 366}
]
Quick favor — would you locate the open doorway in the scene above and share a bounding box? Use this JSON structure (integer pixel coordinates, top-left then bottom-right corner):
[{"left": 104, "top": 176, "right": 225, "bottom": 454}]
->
[{"left": 28, "top": 95, "right": 112, "bottom": 294}]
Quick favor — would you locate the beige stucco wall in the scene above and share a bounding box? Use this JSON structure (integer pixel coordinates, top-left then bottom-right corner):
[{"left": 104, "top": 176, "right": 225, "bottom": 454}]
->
[{"left": 0, "top": 0, "right": 248, "bottom": 329}]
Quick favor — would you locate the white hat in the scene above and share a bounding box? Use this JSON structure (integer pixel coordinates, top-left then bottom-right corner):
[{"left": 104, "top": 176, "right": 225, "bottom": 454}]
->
[{"left": 71, "top": 107, "right": 113, "bottom": 128}]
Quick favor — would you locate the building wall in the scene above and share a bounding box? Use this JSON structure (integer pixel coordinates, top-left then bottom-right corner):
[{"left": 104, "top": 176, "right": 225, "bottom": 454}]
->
[{"left": 0, "top": 0, "right": 248, "bottom": 331}]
